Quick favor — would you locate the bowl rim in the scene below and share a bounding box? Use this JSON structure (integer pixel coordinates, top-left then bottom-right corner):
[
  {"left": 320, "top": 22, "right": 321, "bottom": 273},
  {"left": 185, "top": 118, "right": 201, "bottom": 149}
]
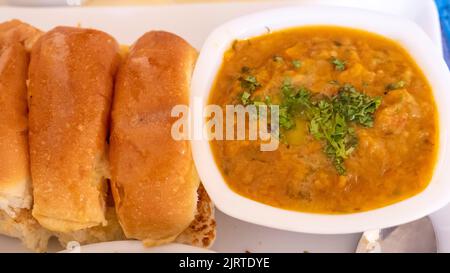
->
[{"left": 190, "top": 5, "right": 450, "bottom": 234}]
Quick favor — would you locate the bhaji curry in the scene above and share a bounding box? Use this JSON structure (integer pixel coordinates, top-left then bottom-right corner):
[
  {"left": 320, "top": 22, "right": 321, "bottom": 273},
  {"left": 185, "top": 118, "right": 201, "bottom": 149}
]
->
[{"left": 209, "top": 26, "right": 438, "bottom": 214}]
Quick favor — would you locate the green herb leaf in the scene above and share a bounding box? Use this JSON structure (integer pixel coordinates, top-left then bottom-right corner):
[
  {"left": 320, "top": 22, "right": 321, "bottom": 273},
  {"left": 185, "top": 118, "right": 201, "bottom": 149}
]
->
[
  {"left": 334, "top": 84, "right": 382, "bottom": 127},
  {"left": 386, "top": 80, "right": 406, "bottom": 91},
  {"left": 240, "top": 91, "right": 252, "bottom": 105},
  {"left": 279, "top": 105, "right": 295, "bottom": 130},
  {"left": 331, "top": 57, "right": 346, "bottom": 71},
  {"left": 239, "top": 75, "right": 261, "bottom": 93},
  {"left": 276, "top": 82, "right": 381, "bottom": 175},
  {"left": 234, "top": 68, "right": 381, "bottom": 175},
  {"left": 292, "top": 60, "right": 302, "bottom": 69}
]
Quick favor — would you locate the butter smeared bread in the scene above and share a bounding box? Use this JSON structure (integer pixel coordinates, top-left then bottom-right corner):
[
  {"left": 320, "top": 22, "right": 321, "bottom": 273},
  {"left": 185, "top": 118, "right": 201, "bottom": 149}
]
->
[
  {"left": 28, "top": 27, "right": 120, "bottom": 233},
  {"left": 0, "top": 20, "right": 50, "bottom": 252},
  {"left": 110, "top": 31, "right": 200, "bottom": 246}
]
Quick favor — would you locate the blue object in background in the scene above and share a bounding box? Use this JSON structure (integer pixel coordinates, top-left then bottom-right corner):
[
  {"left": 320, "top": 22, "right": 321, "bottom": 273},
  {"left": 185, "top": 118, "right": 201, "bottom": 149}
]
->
[{"left": 436, "top": 0, "right": 450, "bottom": 67}]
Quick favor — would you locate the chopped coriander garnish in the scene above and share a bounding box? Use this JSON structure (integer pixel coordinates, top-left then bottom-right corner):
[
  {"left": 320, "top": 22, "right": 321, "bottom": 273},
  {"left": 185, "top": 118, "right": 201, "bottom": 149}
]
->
[
  {"left": 292, "top": 60, "right": 302, "bottom": 69},
  {"left": 238, "top": 72, "right": 262, "bottom": 105},
  {"left": 316, "top": 84, "right": 381, "bottom": 174},
  {"left": 334, "top": 84, "right": 382, "bottom": 128},
  {"left": 331, "top": 57, "right": 346, "bottom": 71},
  {"left": 308, "top": 100, "right": 358, "bottom": 175},
  {"left": 276, "top": 80, "right": 381, "bottom": 175},
  {"left": 243, "top": 95, "right": 272, "bottom": 108},
  {"left": 234, "top": 66, "right": 381, "bottom": 174},
  {"left": 239, "top": 75, "right": 261, "bottom": 93},
  {"left": 280, "top": 79, "right": 311, "bottom": 111},
  {"left": 386, "top": 80, "right": 406, "bottom": 91},
  {"left": 279, "top": 105, "right": 295, "bottom": 130},
  {"left": 240, "top": 91, "right": 252, "bottom": 105},
  {"left": 253, "top": 101, "right": 266, "bottom": 106}
]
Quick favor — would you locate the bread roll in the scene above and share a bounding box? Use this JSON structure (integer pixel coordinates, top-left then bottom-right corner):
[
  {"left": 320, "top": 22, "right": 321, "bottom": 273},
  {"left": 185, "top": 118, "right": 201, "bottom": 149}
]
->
[
  {"left": 0, "top": 20, "right": 42, "bottom": 51},
  {"left": 57, "top": 185, "right": 216, "bottom": 248},
  {"left": 110, "top": 31, "right": 199, "bottom": 246},
  {"left": 0, "top": 42, "right": 31, "bottom": 216},
  {"left": 0, "top": 19, "right": 41, "bottom": 218},
  {"left": 0, "top": 20, "right": 50, "bottom": 252},
  {"left": 28, "top": 27, "right": 120, "bottom": 233}
]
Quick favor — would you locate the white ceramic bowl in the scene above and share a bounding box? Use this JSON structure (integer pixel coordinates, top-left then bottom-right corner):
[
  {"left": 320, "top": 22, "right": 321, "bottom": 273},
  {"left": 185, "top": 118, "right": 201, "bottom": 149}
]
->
[{"left": 190, "top": 5, "right": 450, "bottom": 234}]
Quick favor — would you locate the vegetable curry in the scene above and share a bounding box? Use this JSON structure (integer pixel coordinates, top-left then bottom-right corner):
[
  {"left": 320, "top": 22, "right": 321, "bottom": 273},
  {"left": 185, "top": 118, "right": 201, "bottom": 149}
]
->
[{"left": 209, "top": 26, "right": 438, "bottom": 214}]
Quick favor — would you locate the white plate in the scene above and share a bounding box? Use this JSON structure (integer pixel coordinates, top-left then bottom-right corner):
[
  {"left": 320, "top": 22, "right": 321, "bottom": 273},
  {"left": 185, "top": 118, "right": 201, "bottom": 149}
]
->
[{"left": 0, "top": 0, "right": 442, "bottom": 253}]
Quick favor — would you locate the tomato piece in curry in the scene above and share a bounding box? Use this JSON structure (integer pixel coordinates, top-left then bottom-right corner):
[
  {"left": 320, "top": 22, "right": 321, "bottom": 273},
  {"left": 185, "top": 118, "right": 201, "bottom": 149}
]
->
[{"left": 209, "top": 26, "right": 438, "bottom": 214}]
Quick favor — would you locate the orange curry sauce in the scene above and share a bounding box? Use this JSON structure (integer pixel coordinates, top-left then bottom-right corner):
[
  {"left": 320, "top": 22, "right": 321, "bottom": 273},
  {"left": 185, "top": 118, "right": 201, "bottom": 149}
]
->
[{"left": 209, "top": 26, "right": 438, "bottom": 214}]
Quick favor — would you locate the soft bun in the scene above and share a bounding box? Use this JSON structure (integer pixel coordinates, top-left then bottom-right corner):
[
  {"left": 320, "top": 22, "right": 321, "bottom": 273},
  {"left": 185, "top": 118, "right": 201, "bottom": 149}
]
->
[
  {"left": 56, "top": 185, "right": 216, "bottom": 248},
  {"left": 0, "top": 20, "right": 50, "bottom": 252},
  {"left": 110, "top": 31, "right": 199, "bottom": 246},
  {"left": 0, "top": 19, "right": 42, "bottom": 51},
  {"left": 28, "top": 26, "right": 120, "bottom": 233},
  {"left": 0, "top": 42, "right": 31, "bottom": 216}
]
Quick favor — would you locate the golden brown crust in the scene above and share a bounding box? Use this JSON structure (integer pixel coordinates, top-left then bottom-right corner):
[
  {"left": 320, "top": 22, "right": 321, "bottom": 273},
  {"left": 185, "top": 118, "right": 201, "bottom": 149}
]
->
[
  {"left": 110, "top": 31, "right": 199, "bottom": 245},
  {"left": 56, "top": 206, "right": 126, "bottom": 247},
  {"left": 0, "top": 43, "right": 31, "bottom": 215},
  {"left": 0, "top": 20, "right": 41, "bottom": 216},
  {"left": 56, "top": 185, "right": 216, "bottom": 249},
  {"left": 28, "top": 26, "right": 120, "bottom": 233},
  {"left": 0, "top": 20, "right": 49, "bottom": 252},
  {"left": 176, "top": 185, "right": 216, "bottom": 248},
  {"left": 0, "top": 19, "right": 42, "bottom": 51}
]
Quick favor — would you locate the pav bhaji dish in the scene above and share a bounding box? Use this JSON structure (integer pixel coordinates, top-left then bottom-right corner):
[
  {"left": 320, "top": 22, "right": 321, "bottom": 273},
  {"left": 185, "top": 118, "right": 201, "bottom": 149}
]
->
[
  {"left": 209, "top": 26, "right": 438, "bottom": 214},
  {"left": 0, "top": 15, "right": 441, "bottom": 252}
]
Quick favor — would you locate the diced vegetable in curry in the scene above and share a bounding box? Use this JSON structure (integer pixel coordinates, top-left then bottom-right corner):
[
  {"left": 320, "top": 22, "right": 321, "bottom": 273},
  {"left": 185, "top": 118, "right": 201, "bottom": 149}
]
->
[{"left": 209, "top": 26, "right": 438, "bottom": 214}]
